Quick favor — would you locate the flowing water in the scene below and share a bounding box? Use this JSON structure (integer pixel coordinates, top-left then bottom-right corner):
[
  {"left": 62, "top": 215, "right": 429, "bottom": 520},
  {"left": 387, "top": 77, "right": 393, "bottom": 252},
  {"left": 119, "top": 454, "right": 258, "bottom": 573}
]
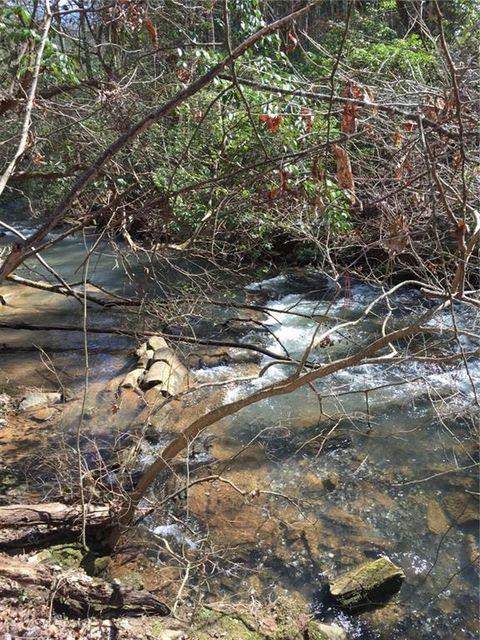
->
[{"left": 0, "top": 215, "right": 478, "bottom": 639}]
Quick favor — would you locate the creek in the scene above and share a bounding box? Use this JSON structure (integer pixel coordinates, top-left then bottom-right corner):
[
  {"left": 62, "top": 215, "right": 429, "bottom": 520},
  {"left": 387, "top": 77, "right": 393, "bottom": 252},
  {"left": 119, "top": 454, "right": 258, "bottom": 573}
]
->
[{"left": 0, "top": 215, "right": 478, "bottom": 639}]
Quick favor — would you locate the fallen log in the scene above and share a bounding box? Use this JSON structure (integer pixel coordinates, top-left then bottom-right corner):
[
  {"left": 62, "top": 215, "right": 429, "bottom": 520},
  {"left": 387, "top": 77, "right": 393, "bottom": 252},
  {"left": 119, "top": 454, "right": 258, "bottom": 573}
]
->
[
  {"left": 0, "top": 503, "right": 113, "bottom": 528},
  {"left": 0, "top": 554, "right": 170, "bottom": 615}
]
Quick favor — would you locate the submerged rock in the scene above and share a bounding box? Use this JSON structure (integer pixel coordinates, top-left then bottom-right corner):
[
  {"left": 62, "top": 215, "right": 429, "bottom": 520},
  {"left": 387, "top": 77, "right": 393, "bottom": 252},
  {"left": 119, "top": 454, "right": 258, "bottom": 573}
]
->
[
  {"left": 329, "top": 557, "right": 405, "bottom": 610},
  {"left": 444, "top": 491, "right": 480, "bottom": 525},
  {"left": 426, "top": 499, "right": 450, "bottom": 535},
  {"left": 444, "top": 492, "right": 479, "bottom": 525},
  {"left": 304, "top": 472, "right": 339, "bottom": 493},
  {"left": 308, "top": 621, "right": 347, "bottom": 640},
  {"left": 465, "top": 534, "right": 480, "bottom": 575}
]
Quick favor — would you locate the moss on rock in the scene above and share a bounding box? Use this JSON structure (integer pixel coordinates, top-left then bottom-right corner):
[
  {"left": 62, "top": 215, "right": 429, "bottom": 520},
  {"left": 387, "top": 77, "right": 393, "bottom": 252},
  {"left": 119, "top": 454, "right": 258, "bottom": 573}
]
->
[
  {"left": 329, "top": 557, "right": 404, "bottom": 610},
  {"left": 35, "top": 544, "right": 110, "bottom": 576},
  {"left": 308, "top": 621, "right": 347, "bottom": 640},
  {"left": 36, "top": 543, "right": 87, "bottom": 569},
  {"left": 192, "top": 609, "right": 264, "bottom": 640}
]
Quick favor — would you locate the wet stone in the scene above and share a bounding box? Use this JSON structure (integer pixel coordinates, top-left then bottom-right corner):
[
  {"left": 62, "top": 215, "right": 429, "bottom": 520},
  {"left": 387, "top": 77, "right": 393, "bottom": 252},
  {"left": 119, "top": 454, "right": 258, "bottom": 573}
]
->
[
  {"left": 329, "top": 557, "right": 405, "bottom": 610},
  {"left": 18, "top": 391, "right": 61, "bottom": 412},
  {"left": 137, "top": 350, "right": 154, "bottom": 368},
  {"left": 120, "top": 368, "right": 145, "bottom": 389},
  {"left": 30, "top": 407, "right": 56, "bottom": 422},
  {"left": 426, "top": 499, "right": 450, "bottom": 535},
  {"left": 465, "top": 534, "right": 480, "bottom": 575},
  {"left": 308, "top": 621, "right": 347, "bottom": 640},
  {"left": 444, "top": 492, "right": 479, "bottom": 525}
]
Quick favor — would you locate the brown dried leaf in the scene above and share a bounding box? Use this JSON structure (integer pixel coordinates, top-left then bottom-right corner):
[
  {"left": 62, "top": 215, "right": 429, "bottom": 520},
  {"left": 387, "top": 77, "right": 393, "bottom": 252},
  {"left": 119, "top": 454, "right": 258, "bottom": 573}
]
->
[
  {"left": 393, "top": 127, "right": 403, "bottom": 147},
  {"left": 333, "top": 144, "right": 355, "bottom": 195},
  {"left": 384, "top": 215, "right": 409, "bottom": 256},
  {"left": 287, "top": 31, "right": 298, "bottom": 52},
  {"left": 300, "top": 106, "right": 313, "bottom": 132},
  {"left": 259, "top": 113, "right": 283, "bottom": 133},
  {"left": 31, "top": 151, "right": 46, "bottom": 166},
  {"left": 341, "top": 103, "right": 357, "bottom": 133},
  {"left": 402, "top": 120, "right": 417, "bottom": 132},
  {"left": 176, "top": 67, "right": 192, "bottom": 82},
  {"left": 144, "top": 18, "right": 158, "bottom": 48}
]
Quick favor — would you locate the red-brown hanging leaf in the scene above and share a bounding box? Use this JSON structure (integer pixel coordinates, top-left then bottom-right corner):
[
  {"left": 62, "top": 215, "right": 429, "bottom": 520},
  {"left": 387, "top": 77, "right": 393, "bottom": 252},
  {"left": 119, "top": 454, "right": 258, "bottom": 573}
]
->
[
  {"left": 266, "top": 188, "right": 280, "bottom": 205},
  {"left": 176, "top": 67, "right": 192, "bottom": 82},
  {"left": 341, "top": 103, "right": 357, "bottom": 133},
  {"left": 300, "top": 106, "right": 313, "bottom": 132},
  {"left": 287, "top": 31, "right": 298, "bottom": 52},
  {"left": 393, "top": 154, "right": 413, "bottom": 178},
  {"left": 363, "top": 86, "right": 377, "bottom": 113},
  {"left": 422, "top": 95, "right": 446, "bottom": 122},
  {"left": 445, "top": 90, "right": 456, "bottom": 116},
  {"left": 192, "top": 110, "right": 204, "bottom": 122},
  {"left": 402, "top": 120, "right": 417, "bottom": 132},
  {"left": 259, "top": 113, "right": 283, "bottom": 134},
  {"left": 312, "top": 157, "right": 324, "bottom": 182},
  {"left": 341, "top": 82, "right": 360, "bottom": 134},
  {"left": 350, "top": 83, "right": 363, "bottom": 99},
  {"left": 31, "top": 151, "right": 46, "bottom": 166},
  {"left": 393, "top": 127, "right": 403, "bottom": 147},
  {"left": 384, "top": 215, "right": 409, "bottom": 256},
  {"left": 280, "top": 170, "right": 294, "bottom": 193},
  {"left": 144, "top": 18, "right": 158, "bottom": 48},
  {"left": 333, "top": 144, "right": 355, "bottom": 196},
  {"left": 452, "top": 150, "right": 463, "bottom": 171}
]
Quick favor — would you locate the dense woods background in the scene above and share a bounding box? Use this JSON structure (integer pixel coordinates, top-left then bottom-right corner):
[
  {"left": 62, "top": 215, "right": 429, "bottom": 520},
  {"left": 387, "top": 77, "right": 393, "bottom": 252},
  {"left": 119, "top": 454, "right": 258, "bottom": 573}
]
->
[{"left": 0, "top": 0, "right": 478, "bottom": 287}]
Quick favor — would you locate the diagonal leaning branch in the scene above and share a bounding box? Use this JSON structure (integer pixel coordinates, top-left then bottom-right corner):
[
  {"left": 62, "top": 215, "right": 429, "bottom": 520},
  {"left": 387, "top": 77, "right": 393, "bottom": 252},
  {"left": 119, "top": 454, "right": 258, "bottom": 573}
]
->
[{"left": 0, "top": 2, "right": 316, "bottom": 284}]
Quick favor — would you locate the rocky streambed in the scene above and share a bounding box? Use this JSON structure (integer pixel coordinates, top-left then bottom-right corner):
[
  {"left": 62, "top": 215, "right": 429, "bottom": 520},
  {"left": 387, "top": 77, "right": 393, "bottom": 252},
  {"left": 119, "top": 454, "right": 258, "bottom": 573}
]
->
[{"left": 0, "top": 226, "right": 479, "bottom": 639}]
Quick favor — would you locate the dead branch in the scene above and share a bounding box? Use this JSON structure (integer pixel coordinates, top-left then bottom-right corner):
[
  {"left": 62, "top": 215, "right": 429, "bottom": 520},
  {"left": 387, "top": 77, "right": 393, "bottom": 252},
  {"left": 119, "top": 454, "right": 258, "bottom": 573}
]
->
[
  {"left": 6, "top": 274, "right": 141, "bottom": 307},
  {"left": 0, "top": 554, "right": 169, "bottom": 616},
  {"left": 0, "top": 502, "right": 112, "bottom": 528}
]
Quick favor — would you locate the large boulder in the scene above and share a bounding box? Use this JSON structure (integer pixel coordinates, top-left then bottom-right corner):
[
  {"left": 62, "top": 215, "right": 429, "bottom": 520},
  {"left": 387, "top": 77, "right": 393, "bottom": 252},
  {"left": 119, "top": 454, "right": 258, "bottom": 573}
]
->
[{"left": 329, "top": 557, "right": 404, "bottom": 610}]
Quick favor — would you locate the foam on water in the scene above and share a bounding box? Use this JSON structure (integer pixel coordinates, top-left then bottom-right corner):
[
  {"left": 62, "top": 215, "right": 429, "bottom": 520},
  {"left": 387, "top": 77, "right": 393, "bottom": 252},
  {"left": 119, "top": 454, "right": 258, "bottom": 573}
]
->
[{"left": 152, "top": 523, "right": 197, "bottom": 550}]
